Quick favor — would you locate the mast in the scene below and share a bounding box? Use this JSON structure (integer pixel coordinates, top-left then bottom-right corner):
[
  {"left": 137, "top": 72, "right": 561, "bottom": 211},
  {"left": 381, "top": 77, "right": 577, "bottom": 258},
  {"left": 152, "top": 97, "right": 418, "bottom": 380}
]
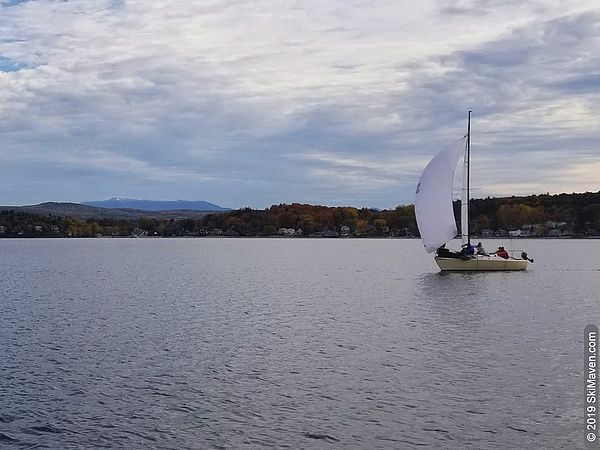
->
[
  {"left": 461, "top": 111, "right": 471, "bottom": 246},
  {"left": 467, "top": 110, "right": 471, "bottom": 245}
]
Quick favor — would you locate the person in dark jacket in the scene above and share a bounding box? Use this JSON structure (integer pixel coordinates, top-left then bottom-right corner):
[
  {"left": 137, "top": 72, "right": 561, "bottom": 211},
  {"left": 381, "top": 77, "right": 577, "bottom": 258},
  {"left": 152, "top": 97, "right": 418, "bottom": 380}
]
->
[
  {"left": 437, "top": 245, "right": 463, "bottom": 259},
  {"left": 461, "top": 242, "right": 475, "bottom": 256}
]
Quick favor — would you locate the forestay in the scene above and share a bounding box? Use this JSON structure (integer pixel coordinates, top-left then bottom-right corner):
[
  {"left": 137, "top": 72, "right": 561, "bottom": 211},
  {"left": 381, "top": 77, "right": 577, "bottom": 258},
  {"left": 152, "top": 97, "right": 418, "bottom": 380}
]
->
[{"left": 415, "top": 140, "right": 465, "bottom": 253}]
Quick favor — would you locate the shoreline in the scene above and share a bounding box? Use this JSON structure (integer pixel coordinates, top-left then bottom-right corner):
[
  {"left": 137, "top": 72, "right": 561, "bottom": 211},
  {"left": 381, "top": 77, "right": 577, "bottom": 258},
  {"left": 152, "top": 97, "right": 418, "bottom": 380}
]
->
[{"left": 1, "top": 235, "right": 599, "bottom": 240}]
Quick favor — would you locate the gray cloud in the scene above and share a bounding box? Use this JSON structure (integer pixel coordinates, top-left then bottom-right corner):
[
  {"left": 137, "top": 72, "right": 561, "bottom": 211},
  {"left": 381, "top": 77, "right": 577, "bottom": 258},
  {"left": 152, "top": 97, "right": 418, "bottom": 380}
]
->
[{"left": 0, "top": 1, "right": 598, "bottom": 208}]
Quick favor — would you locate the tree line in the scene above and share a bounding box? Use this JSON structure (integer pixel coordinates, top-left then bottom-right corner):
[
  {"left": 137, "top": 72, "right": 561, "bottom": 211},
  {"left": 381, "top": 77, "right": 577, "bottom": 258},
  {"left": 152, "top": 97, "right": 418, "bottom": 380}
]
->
[
  {"left": 0, "top": 191, "right": 599, "bottom": 238},
  {"left": 466, "top": 191, "right": 600, "bottom": 235}
]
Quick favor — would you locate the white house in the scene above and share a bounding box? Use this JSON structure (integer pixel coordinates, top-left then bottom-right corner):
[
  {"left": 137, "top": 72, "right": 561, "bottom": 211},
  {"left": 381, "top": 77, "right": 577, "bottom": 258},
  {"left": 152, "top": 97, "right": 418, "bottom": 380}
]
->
[{"left": 278, "top": 228, "right": 296, "bottom": 237}]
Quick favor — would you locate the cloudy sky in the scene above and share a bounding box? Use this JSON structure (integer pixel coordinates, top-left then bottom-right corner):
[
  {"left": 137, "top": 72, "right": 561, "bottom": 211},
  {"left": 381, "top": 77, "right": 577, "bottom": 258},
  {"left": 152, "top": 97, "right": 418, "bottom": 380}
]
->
[{"left": 1, "top": 0, "right": 599, "bottom": 209}]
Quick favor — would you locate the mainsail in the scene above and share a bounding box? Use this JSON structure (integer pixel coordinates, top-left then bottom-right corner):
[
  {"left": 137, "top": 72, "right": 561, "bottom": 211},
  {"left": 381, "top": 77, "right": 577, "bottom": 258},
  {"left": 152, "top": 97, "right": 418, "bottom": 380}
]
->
[{"left": 415, "top": 140, "right": 465, "bottom": 253}]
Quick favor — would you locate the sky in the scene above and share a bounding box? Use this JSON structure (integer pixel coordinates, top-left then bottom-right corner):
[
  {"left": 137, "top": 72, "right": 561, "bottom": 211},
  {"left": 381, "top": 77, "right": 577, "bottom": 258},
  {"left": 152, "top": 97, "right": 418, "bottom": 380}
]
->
[{"left": 0, "top": 0, "right": 599, "bottom": 209}]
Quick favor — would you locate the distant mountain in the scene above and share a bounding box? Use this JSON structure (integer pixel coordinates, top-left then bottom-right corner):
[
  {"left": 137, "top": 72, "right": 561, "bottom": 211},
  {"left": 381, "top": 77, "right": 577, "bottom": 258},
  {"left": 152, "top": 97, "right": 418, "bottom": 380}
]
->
[
  {"left": 0, "top": 202, "right": 145, "bottom": 220},
  {"left": 0, "top": 202, "right": 218, "bottom": 220},
  {"left": 82, "top": 197, "right": 229, "bottom": 211}
]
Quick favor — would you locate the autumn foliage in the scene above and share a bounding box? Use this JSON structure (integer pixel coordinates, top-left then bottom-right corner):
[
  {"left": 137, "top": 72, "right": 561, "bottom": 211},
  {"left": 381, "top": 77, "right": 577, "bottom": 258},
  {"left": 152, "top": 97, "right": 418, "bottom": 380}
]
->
[{"left": 0, "top": 191, "right": 599, "bottom": 238}]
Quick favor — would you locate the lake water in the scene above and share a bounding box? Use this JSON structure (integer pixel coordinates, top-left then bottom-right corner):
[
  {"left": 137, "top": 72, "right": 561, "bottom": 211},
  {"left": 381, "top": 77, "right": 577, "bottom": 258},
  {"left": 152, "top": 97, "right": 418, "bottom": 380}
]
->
[{"left": 1, "top": 238, "right": 598, "bottom": 449}]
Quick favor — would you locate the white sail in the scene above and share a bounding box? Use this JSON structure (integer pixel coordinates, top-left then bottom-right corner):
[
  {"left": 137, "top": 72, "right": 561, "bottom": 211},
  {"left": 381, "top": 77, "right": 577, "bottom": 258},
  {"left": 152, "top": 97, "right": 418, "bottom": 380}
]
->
[
  {"left": 415, "top": 141, "right": 465, "bottom": 253},
  {"left": 461, "top": 141, "right": 469, "bottom": 246}
]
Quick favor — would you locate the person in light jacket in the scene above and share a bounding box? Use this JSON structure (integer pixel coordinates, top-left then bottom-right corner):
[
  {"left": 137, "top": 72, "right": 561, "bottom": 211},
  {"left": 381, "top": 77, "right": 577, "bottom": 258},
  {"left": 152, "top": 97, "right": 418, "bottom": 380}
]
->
[{"left": 476, "top": 242, "right": 487, "bottom": 255}]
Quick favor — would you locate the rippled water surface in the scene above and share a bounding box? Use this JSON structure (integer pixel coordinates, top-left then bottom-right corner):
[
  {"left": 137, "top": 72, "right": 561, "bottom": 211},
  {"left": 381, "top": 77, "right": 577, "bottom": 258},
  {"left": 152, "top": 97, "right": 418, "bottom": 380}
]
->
[{"left": 1, "top": 238, "right": 599, "bottom": 449}]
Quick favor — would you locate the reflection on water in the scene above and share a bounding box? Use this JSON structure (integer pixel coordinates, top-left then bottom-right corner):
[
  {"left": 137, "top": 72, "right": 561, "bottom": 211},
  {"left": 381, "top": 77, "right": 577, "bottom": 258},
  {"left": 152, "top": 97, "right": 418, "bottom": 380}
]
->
[
  {"left": 0, "top": 238, "right": 597, "bottom": 449},
  {"left": 415, "top": 271, "right": 484, "bottom": 327}
]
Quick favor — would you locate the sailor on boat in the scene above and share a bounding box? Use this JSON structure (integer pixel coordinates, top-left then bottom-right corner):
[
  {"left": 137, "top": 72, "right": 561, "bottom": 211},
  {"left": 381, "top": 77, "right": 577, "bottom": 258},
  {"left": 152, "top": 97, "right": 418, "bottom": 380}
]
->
[
  {"left": 494, "top": 246, "right": 509, "bottom": 259},
  {"left": 436, "top": 244, "right": 464, "bottom": 259},
  {"left": 461, "top": 242, "right": 475, "bottom": 256},
  {"left": 476, "top": 242, "right": 487, "bottom": 255}
]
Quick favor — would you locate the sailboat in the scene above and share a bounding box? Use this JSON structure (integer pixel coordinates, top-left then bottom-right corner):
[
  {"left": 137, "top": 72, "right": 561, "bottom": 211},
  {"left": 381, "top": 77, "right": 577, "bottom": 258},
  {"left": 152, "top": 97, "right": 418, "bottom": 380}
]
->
[{"left": 415, "top": 111, "right": 530, "bottom": 271}]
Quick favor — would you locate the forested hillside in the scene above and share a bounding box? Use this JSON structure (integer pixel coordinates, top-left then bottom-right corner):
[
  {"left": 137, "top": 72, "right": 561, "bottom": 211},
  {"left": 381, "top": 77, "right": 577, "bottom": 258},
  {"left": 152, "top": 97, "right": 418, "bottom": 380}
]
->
[{"left": 1, "top": 191, "right": 599, "bottom": 238}]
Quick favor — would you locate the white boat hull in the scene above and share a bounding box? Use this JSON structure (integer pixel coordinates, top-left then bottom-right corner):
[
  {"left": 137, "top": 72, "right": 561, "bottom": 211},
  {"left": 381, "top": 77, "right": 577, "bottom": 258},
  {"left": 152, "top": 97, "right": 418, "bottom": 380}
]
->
[{"left": 435, "top": 255, "right": 527, "bottom": 271}]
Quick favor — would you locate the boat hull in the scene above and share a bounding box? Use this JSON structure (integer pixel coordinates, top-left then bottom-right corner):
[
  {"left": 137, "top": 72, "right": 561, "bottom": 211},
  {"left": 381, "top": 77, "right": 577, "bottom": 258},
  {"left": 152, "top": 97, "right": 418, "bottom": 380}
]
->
[{"left": 435, "top": 255, "right": 527, "bottom": 271}]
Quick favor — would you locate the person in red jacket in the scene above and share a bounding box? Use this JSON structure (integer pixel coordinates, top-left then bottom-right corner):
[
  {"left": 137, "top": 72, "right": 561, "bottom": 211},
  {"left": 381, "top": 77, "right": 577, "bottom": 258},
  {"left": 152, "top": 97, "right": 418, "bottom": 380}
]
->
[{"left": 495, "top": 246, "right": 509, "bottom": 259}]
